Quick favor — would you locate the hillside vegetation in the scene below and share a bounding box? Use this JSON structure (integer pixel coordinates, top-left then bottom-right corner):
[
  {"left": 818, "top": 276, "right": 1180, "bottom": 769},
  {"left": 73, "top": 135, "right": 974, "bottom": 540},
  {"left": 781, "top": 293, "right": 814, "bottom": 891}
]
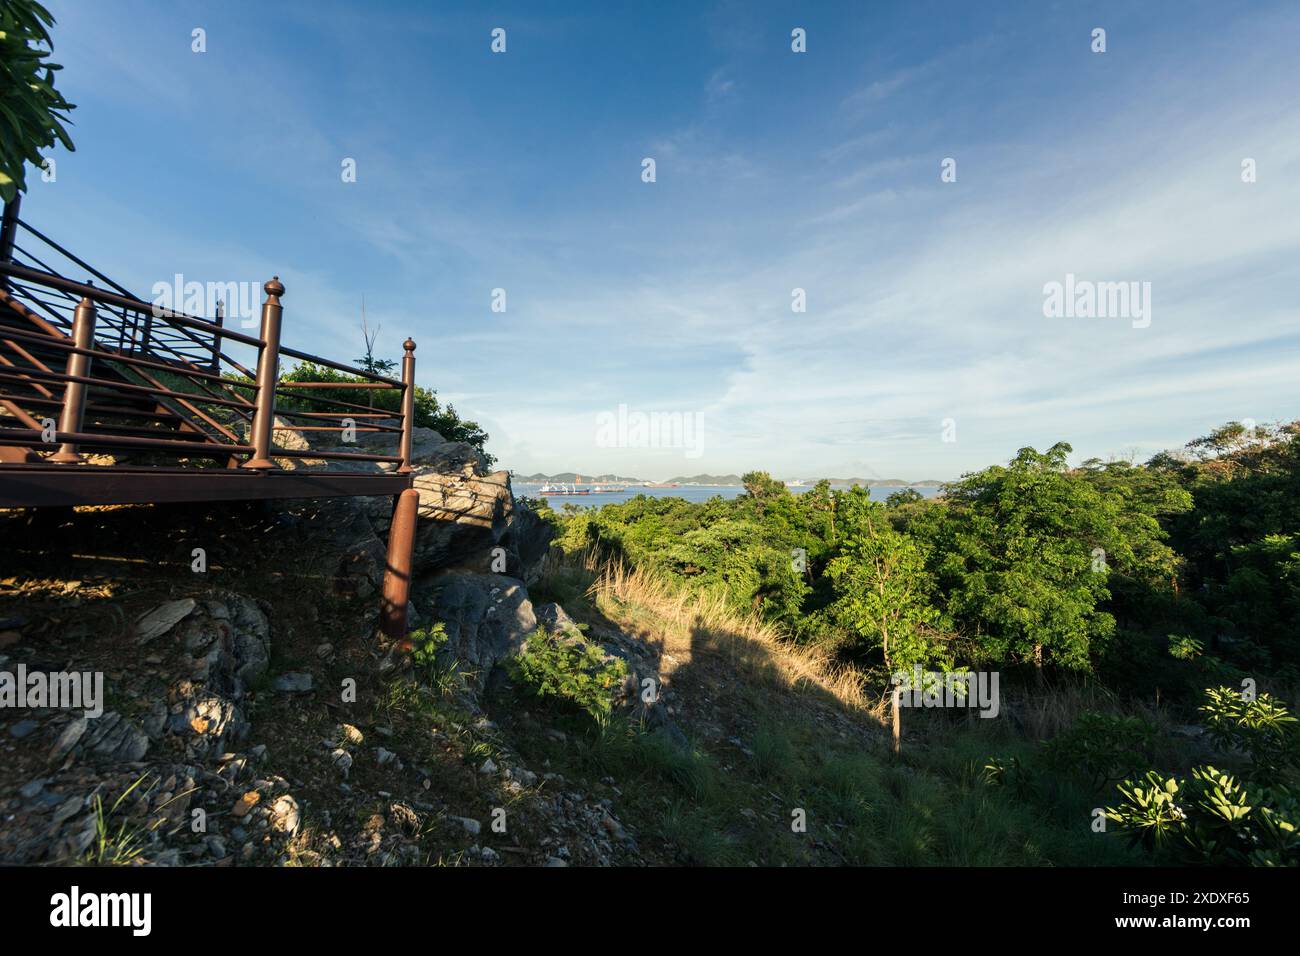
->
[{"left": 531, "top": 421, "right": 1300, "bottom": 865}]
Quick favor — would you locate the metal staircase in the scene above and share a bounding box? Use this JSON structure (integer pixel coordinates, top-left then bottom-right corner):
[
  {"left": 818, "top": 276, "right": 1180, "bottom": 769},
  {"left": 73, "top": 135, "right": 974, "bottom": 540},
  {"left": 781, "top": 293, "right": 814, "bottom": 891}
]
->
[{"left": 0, "top": 195, "right": 422, "bottom": 638}]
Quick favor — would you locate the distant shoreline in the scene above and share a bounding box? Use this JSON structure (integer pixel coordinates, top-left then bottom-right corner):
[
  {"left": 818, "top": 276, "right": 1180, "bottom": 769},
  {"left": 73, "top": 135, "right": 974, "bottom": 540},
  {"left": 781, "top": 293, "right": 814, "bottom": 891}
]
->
[{"left": 514, "top": 475, "right": 948, "bottom": 488}]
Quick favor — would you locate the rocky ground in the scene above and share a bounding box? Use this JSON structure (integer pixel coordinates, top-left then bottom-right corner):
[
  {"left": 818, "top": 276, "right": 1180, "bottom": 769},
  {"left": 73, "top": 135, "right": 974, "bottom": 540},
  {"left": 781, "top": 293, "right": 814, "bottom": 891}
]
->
[{"left": 0, "top": 427, "right": 674, "bottom": 867}]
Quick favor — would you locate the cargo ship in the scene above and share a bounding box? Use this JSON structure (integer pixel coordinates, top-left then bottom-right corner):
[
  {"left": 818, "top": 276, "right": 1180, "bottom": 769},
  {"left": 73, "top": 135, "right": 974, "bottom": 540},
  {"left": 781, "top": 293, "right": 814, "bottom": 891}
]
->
[{"left": 539, "top": 482, "right": 589, "bottom": 496}]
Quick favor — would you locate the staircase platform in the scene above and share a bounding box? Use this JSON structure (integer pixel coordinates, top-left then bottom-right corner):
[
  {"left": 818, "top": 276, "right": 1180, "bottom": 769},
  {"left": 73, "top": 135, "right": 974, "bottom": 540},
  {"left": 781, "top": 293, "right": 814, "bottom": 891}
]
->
[{"left": 0, "top": 463, "right": 411, "bottom": 508}]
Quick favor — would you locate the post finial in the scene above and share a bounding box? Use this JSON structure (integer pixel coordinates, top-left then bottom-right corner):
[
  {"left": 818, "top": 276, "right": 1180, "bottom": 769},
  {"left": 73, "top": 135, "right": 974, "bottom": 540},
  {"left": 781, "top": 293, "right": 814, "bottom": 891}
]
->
[
  {"left": 403, "top": 337, "right": 416, "bottom": 353},
  {"left": 264, "top": 276, "right": 285, "bottom": 298}
]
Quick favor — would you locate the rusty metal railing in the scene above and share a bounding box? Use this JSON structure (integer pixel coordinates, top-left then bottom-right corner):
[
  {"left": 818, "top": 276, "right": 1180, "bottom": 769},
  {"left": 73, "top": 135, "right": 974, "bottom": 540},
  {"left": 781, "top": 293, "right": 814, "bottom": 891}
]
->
[{"left": 0, "top": 203, "right": 417, "bottom": 475}]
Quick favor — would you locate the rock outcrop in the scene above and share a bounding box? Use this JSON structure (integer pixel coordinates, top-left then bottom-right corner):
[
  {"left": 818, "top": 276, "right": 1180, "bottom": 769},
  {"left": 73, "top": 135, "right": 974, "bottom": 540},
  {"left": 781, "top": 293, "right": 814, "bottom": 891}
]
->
[
  {"left": 410, "top": 468, "right": 515, "bottom": 573},
  {"left": 0, "top": 592, "right": 283, "bottom": 865},
  {"left": 425, "top": 573, "right": 537, "bottom": 678}
]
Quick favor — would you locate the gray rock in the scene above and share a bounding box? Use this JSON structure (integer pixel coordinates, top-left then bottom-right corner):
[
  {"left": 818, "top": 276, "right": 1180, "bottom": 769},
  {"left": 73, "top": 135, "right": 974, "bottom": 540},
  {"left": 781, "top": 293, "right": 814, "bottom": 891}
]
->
[
  {"left": 411, "top": 470, "right": 516, "bottom": 573},
  {"left": 510, "top": 501, "right": 556, "bottom": 584},
  {"left": 52, "top": 795, "right": 82, "bottom": 825},
  {"left": 452, "top": 815, "right": 481, "bottom": 835},
  {"left": 273, "top": 672, "right": 313, "bottom": 693},
  {"left": 48, "top": 716, "right": 87, "bottom": 762},
  {"left": 301, "top": 497, "right": 388, "bottom": 600},
  {"left": 169, "top": 691, "right": 246, "bottom": 758},
  {"left": 268, "top": 794, "right": 301, "bottom": 836},
  {"left": 424, "top": 572, "right": 537, "bottom": 681},
  {"left": 331, "top": 748, "right": 353, "bottom": 777},
  {"left": 9, "top": 719, "right": 38, "bottom": 739},
  {"left": 513, "top": 767, "right": 538, "bottom": 788},
  {"left": 134, "top": 598, "right": 197, "bottom": 644},
  {"left": 533, "top": 603, "right": 582, "bottom": 639},
  {"left": 78, "top": 711, "right": 150, "bottom": 763}
]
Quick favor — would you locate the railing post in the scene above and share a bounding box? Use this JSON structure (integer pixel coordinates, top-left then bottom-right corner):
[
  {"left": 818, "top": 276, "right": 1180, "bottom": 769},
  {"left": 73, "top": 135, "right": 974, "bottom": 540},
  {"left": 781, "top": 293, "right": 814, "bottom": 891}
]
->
[
  {"left": 0, "top": 195, "right": 20, "bottom": 270},
  {"left": 380, "top": 487, "right": 420, "bottom": 641},
  {"left": 211, "top": 300, "right": 224, "bottom": 374},
  {"left": 398, "top": 337, "right": 416, "bottom": 474},
  {"left": 49, "top": 295, "right": 96, "bottom": 464},
  {"left": 242, "top": 276, "right": 285, "bottom": 469}
]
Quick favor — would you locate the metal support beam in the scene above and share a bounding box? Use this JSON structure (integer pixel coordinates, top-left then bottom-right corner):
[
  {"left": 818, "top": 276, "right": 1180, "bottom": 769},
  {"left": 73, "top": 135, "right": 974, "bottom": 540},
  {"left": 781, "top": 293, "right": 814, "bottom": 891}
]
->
[{"left": 379, "top": 487, "right": 420, "bottom": 641}]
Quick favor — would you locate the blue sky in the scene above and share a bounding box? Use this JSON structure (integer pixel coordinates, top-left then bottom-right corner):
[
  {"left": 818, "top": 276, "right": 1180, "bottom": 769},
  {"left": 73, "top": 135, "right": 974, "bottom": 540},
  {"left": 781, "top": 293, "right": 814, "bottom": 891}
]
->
[{"left": 24, "top": 0, "right": 1300, "bottom": 480}]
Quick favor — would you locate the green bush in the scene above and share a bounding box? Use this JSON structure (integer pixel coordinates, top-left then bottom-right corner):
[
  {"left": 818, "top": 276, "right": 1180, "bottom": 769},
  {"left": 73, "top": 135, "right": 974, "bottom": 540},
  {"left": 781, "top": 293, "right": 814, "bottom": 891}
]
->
[
  {"left": 1200, "top": 686, "right": 1299, "bottom": 772},
  {"left": 508, "top": 628, "right": 627, "bottom": 726},
  {"left": 1106, "top": 766, "right": 1299, "bottom": 865},
  {"left": 1041, "top": 712, "right": 1157, "bottom": 788},
  {"left": 1105, "top": 687, "right": 1300, "bottom": 865}
]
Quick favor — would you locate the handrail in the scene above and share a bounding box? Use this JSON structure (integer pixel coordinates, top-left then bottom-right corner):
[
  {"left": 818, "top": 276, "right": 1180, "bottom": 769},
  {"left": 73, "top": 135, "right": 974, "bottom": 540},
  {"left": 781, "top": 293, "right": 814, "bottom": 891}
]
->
[
  {"left": 0, "top": 261, "right": 263, "bottom": 347},
  {"left": 0, "top": 323, "right": 233, "bottom": 383},
  {"left": 0, "top": 426, "right": 253, "bottom": 456},
  {"left": 276, "top": 344, "right": 404, "bottom": 387},
  {"left": 14, "top": 216, "right": 135, "bottom": 298},
  {"left": 0, "top": 218, "right": 418, "bottom": 476}
]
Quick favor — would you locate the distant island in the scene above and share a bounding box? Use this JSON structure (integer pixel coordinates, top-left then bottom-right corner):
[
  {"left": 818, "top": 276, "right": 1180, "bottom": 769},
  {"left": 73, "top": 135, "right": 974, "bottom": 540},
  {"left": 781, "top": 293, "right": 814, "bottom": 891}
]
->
[
  {"left": 517, "top": 472, "right": 645, "bottom": 484},
  {"left": 514, "top": 471, "right": 947, "bottom": 487}
]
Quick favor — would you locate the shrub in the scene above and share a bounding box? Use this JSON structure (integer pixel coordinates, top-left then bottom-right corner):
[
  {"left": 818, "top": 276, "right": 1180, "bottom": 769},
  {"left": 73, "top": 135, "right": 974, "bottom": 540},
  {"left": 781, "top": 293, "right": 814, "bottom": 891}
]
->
[
  {"left": 1105, "top": 687, "right": 1300, "bottom": 864},
  {"left": 1200, "top": 686, "right": 1299, "bottom": 772},
  {"left": 508, "top": 628, "right": 627, "bottom": 726},
  {"left": 1106, "top": 766, "right": 1300, "bottom": 865},
  {"left": 1041, "top": 712, "right": 1157, "bottom": 788}
]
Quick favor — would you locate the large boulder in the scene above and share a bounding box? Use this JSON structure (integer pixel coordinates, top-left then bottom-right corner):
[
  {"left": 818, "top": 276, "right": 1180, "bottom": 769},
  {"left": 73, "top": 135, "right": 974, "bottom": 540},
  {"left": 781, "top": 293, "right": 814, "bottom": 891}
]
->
[
  {"left": 316, "top": 424, "right": 488, "bottom": 476},
  {"left": 410, "top": 469, "right": 515, "bottom": 573},
  {"left": 299, "top": 497, "right": 389, "bottom": 599},
  {"left": 505, "top": 500, "right": 556, "bottom": 585},
  {"left": 424, "top": 572, "right": 537, "bottom": 677}
]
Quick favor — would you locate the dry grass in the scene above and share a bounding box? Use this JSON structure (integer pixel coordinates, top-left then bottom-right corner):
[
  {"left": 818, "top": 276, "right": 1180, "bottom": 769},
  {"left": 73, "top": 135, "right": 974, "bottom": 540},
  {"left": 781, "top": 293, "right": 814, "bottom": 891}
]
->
[{"left": 579, "top": 551, "right": 886, "bottom": 722}]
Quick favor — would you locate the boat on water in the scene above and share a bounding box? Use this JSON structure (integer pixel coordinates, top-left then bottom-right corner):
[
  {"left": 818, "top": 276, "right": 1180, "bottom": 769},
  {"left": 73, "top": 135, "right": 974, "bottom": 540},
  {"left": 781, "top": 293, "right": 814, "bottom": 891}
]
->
[
  {"left": 642, "top": 482, "right": 680, "bottom": 488},
  {"left": 539, "top": 482, "right": 590, "bottom": 496}
]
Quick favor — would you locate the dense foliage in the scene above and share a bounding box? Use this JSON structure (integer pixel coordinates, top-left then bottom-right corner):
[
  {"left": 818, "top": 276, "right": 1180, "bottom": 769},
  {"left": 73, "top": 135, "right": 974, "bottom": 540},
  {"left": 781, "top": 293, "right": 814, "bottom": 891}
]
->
[
  {"left": 543, "top": 419, "right": 1300, "bottom": 865},
  {"left": 0, "top": 0, "right": 74, "bottom": 201},
  {"left": 1104, "top": 687, "right": 1299, "bottom": 865},
  {"left": 507, "top": 628, "right": 628, "bottom": 727},
  {"left": 554, "top": 421, "right": 1300, "bottom": 692}
]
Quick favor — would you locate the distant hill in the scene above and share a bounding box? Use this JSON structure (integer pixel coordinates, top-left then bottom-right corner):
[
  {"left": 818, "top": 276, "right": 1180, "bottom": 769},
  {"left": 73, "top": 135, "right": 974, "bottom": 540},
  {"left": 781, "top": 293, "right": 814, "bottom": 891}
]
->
[
  {"left": 790, "top": 478, "right": 948, "bottom": 488},
  {"left": 517, "top": 472, "right": 645, "bottom": 484},
  {"left": 663, "top": 474, "right": 745, "bottom": 485}
]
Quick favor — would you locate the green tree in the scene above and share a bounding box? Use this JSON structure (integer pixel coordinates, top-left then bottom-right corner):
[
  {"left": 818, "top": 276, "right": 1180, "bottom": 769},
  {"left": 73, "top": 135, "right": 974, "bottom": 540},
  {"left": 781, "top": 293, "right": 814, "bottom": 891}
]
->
[
  {"left": 935, "top": 443, "right": 1119, "bottom": 671},
  {"left": 741, "top": 470, "right": 789, "bottom": 501},
  {"left": 826, "top": 488, "right": 945, "bottom": 672},
  {"left": 0, "top": 0, "right": 75, "bottom": 201}
]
